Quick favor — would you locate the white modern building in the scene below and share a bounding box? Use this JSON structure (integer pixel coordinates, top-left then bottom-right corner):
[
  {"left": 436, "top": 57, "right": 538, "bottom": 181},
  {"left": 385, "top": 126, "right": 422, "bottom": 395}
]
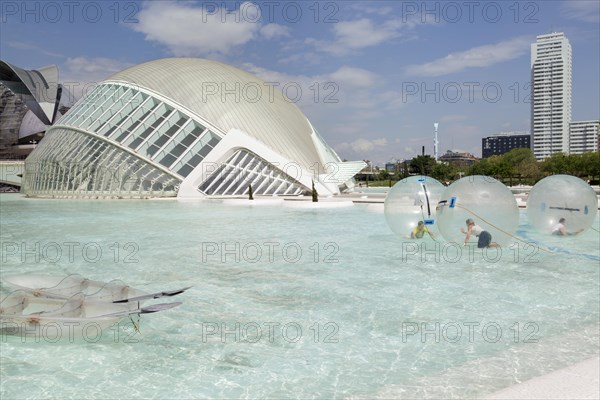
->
[
  {"left": 530, "top": 32, "right": 572, "bottom": 160},
  {"left": 0, "top": 60, "right": 74, "bottom": 159},
  {"left": 569, "top": 120, "right": 599, "bottom": 154},
  {"left": 22, "top": 58, "right": 365, "bottom": 199}
]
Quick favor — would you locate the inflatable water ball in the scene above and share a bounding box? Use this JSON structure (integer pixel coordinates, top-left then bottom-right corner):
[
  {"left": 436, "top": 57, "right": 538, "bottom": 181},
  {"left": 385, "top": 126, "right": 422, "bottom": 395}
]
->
[
  {"left": 436, "top": 176, "right": 519, "bottom": 247},
  {"left": 384, "top": 176, "right": 445, "bottom": 238},
  {"left": 526, "top": 174, "right": 597, "bottom": 235}
]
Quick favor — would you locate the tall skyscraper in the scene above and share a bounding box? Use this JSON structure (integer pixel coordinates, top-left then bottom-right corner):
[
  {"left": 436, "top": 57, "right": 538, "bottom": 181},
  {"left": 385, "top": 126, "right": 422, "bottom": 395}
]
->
[{"left": 530, "top": 32, "right": 572, "bottom": 160}]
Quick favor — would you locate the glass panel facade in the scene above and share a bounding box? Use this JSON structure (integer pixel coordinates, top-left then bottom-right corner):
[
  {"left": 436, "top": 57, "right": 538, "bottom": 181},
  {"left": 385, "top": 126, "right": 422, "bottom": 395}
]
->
[
  {"left": 23, "top": 82, "right": 225, "bottom": 198},
  {"left": 23, "top": 128, "right": 180, "bottom": 198},
  {"left": 57, "top": 82, "right": 221, "bottom": 178},
  {"left": 198, "top": 150, "right": 306, "bottom": 196}
]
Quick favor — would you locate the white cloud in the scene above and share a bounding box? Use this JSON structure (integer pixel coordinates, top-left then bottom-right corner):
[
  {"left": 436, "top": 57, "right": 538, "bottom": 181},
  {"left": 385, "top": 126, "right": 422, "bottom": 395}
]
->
[
  {"left": 440, "top": 114, "right": 467, "bottom": 123},
  {"left": 278, "top": 52, "right": 321, "bottom": 65},
  {"left": 6, "top": 41, "right": 64, "bottom": 59},
  {"left": 131, "top": 2, "right": 261, "bottom": 57},
  {"left": 241, "top": 63, "right": 379, "bottom": 108},
  {"left": 562, "top": 0, "right": 600, "bottom": 23},
  {"left": 350, "top": 4, "right": 394, "bottom": 16},
  {"left": 61, "top": 57, "right": 133, "bottom": 99},
  {"left": 351, "top": 138, "right": 375, "bottom": 152},
  {"left": 379, "top": 90, "right": 409, "bottom": 110},
  {"left": 335, "top": 137, "right": 398, "bottom": 164},
  {"left": 332, "top": 124, "right": 364, "bottom": 136},
  {"left": 328, "top": 66, "right": 378, "bottom": 88},
  {"left": 405, "top": 36, "right": 532, "bottom": 77},
  {"left": 442, "top": 124, "right": 482, "bottom": 155},
  {"left": 337, "top": 138, "right": 388, "bottom": 153},
  {"left": 64, "top": 57, "right": 132, "bottom": 77},
  {"left": 260, "top": 23, "right": 290, "bottom": 39},
  {"left": 307, "top": 18, "right": 404, "bottom": 55}
]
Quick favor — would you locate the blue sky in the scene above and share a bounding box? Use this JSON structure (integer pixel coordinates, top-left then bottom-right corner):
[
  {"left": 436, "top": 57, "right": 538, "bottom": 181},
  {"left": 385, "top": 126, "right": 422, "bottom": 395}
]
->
[{"left": 1, "top": 1, "right": 598, "bottom": 164}]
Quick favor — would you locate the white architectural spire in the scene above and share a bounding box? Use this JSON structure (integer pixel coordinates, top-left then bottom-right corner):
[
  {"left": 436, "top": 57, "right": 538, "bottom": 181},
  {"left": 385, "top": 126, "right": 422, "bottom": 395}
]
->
[{"left": 433, "top": 122, "right": 439, "bottom": 161}]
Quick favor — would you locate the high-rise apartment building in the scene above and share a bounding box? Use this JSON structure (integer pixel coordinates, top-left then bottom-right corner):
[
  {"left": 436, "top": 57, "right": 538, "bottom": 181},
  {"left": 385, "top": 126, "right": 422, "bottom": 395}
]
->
[
  {"left": 569, "top": 121, "right": 599, "bottom": 154},
  {"left": 531, "top": 33, "right": 572, "bottom": 160}
]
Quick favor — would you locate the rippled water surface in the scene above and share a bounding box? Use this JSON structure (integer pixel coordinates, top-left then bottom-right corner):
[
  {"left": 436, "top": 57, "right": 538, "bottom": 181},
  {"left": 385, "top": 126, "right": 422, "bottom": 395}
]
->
[{"left": 1, "top": 194, "right": 598, "bottom": 399}]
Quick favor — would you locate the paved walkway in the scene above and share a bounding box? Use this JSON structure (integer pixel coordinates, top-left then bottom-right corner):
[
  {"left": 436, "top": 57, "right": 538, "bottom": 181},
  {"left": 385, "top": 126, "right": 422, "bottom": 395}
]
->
[{"left": 486, "top": 356, "right": 600, "bottom": 399}]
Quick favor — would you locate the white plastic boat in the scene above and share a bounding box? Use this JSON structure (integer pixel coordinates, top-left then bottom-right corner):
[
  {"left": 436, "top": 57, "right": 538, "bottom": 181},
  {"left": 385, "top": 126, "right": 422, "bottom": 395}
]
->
[
  {"left": 2, "top": 274, "right": 149, "bottom": 301},
  {"left": 0, "top": 290, "right": 181, "bottom": 341}
]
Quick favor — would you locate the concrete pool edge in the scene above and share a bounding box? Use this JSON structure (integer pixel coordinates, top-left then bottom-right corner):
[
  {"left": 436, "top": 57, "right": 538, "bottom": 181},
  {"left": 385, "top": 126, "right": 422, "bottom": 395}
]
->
[{"left": 485, "top": 356, "right": 600, "bottom": 399}]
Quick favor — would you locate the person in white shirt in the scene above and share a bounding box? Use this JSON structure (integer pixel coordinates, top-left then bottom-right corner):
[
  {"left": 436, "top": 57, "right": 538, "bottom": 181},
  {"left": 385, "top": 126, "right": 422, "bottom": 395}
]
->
[
  {"left": 461, "top": 219, "right": 498, "bottom": 248},
  {"left": 551, "top": 218, "right": 584, "bottom": 236}
]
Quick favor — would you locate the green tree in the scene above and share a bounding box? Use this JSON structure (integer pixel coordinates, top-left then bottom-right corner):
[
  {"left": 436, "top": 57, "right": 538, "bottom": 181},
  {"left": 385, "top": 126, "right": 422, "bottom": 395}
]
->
[
  {"left": 517, "top": 159, "right": 542, "bottom": 183},
  {"left": 502, "top": 148, "right": 535, "bottom": 165},
  {"left": 468, "top": 157, "right": 493, "bottom": 176},
  {"left": 469, "top": 149, "right": 541, "bottom": 184},
  {"left": 503, "top": 148, "right": 540, "bottom": 183},
  {"left": 409, "top": 155, "right": 436, "bottom": 175},
  {"left": 491, "top": 157, "right": 514, "bottom": 183},
  {"left": 543, "top": 153, "right": 573, "bottom": 175},
  {"left": 378, "top": 169, "right": 391, "bottom": 181},
  {"left": 431, "top": 162, "right": 456, "bottom": 182},
  {"left": 467, "top": 149, "right": 599, "bottom": 185},
  {"left": 579, "top": 152, "right": 600, "bottom": 182},
  {"left": 399, "top": 161, "right": 410, "bottom": 179}
]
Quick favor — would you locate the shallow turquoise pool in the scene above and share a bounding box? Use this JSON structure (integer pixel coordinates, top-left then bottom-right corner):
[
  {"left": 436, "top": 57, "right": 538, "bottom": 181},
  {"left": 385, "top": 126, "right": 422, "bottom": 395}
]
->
[{"left": 1, "top": 194, "right": 598, "bottom": 399}]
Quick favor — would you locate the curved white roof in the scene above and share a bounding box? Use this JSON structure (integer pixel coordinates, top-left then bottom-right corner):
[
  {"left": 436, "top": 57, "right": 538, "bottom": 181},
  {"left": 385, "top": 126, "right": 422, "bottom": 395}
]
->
[
  {"left": 108, "top": 58, "right": 323, "bottom": 171},
  {"left": 0, "top": 60, "right": 58, "bottom": 124}
]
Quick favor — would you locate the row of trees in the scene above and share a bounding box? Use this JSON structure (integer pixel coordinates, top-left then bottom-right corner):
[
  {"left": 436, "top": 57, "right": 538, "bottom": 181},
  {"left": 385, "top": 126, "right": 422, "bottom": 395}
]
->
[
  {"left": 372, "top": 149, "right": 600, "bottom": 185},
  {"left": 469, "top": 149, "right": 600, "bottom": 185}
]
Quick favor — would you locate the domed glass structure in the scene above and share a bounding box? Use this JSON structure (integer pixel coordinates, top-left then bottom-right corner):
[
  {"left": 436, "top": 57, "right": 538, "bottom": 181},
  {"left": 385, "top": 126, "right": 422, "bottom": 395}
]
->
[{"left": 22, "top": 58, "right": 365, "bottom": 198}]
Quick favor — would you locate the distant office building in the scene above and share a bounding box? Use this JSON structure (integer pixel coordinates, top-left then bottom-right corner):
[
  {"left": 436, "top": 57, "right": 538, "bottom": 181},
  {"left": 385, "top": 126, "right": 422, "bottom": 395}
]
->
[
  {"left": 482, "top": 132, "right": 531, "bottom": 158},
  {"left": 569, "top": 121, "right": 599, "bottom": 154},
  {"left": 531, "top": 32, "right": 572, "bottom": 160},
  {"left": 385, "top": 159, "right": 405, "bottom": 172},
  {"left": 438, "top": 150, "right": 478, "bottom": 167},
  {"left": 0, "top": 60, "right": 74, "bottom": 159}
]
